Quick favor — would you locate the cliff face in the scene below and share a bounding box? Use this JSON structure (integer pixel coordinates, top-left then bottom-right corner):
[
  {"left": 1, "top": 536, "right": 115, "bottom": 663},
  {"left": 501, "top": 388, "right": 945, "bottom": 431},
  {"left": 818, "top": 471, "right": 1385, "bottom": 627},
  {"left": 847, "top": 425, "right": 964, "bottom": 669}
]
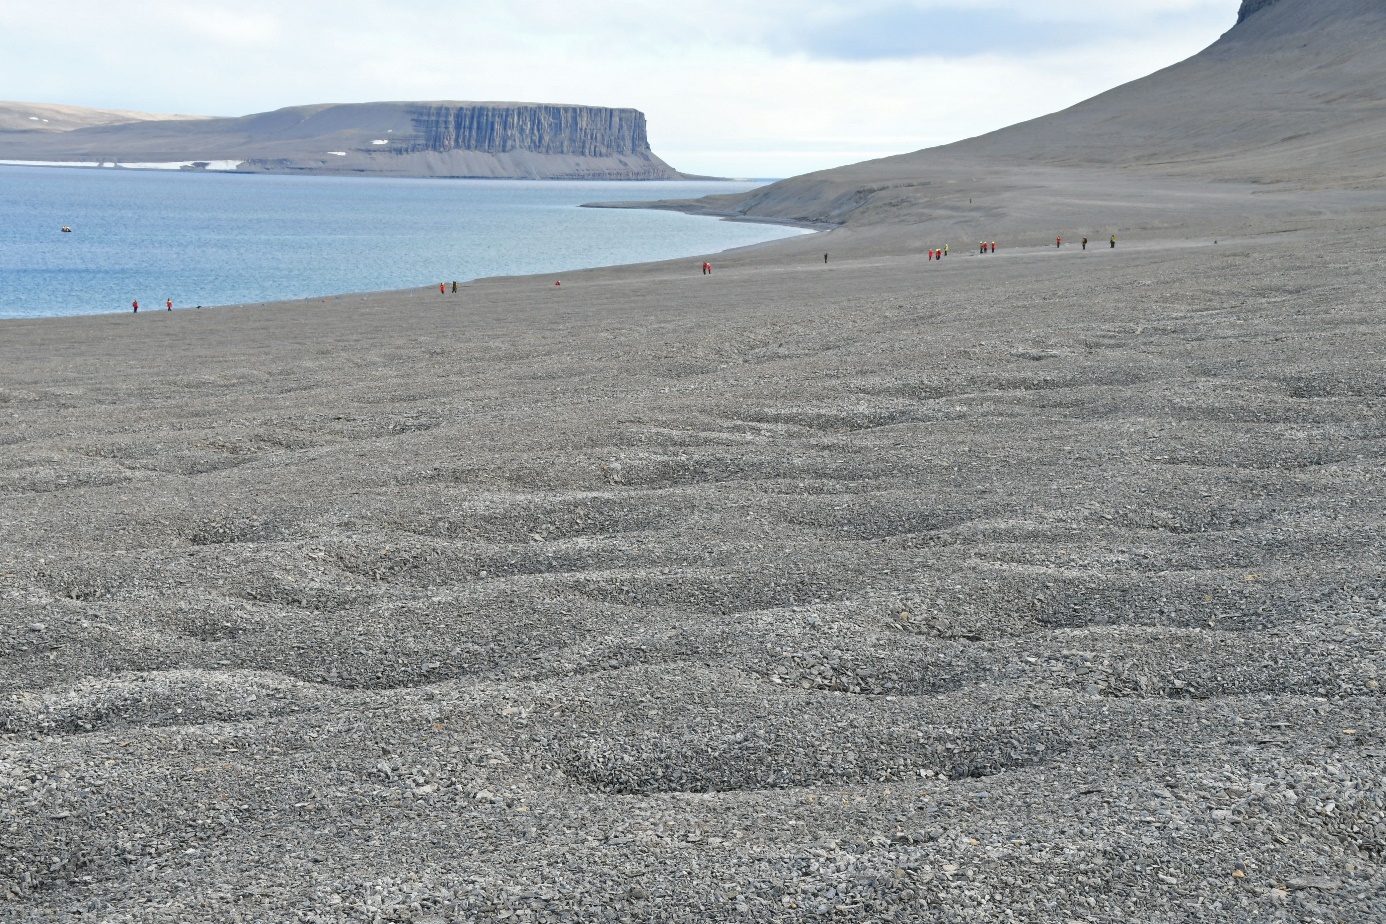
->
[
  {"left": 409, "top": 105, "right": 651, "bottom": 158},
  {"left": 0, "top": 100, "right": 693, "bottom": 180}
]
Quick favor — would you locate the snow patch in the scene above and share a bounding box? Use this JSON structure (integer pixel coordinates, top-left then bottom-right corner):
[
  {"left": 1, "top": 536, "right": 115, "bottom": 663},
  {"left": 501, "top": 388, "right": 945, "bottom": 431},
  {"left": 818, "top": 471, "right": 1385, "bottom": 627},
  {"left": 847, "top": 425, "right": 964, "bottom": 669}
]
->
[
  {"left": 0, "top": 159, "right": 244, "bottom": 171},
  {"left": 0, "top": 160, "right": 102, "bottom": 168},
  {"left": 115, "top": 160, "right": 245, "bottom": 171}
]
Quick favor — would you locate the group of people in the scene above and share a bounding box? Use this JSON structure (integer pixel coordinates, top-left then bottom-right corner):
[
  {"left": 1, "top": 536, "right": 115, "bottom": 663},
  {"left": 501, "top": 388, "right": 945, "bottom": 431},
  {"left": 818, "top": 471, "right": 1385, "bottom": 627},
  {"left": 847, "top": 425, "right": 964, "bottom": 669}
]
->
[
  {"left": 136, "top": 230, "right": 1124, "bottom": 316},
  {"left": 924, "top": 232, "right": 1119, "bottom": 262},
  {"left": 930, "top": 242, "right": 1000, "bottom": 260},
  {"left": 1060, "top": 235, "right": 1118, "bottom": 250}
]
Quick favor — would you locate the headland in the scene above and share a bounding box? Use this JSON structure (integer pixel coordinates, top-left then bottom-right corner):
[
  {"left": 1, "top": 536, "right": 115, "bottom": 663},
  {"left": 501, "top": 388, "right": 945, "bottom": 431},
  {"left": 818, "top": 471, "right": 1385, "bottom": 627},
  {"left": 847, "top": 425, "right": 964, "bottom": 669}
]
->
[{"left": 0, "top": 100, "right": 696, "bottom": 180}]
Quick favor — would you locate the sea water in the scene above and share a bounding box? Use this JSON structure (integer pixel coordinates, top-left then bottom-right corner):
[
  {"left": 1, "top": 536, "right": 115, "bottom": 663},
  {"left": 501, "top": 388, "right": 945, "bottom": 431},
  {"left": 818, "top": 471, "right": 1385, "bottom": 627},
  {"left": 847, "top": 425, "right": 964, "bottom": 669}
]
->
[{"left": 0, "top": 167, "right": 809, "bottom": 319}]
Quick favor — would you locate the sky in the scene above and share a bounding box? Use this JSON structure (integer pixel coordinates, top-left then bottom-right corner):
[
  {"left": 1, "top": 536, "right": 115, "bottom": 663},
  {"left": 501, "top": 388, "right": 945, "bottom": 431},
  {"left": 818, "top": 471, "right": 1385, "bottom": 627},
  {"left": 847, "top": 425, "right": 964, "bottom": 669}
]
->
[{"left": 0, "top": 1, "right": 1240, "bottom": 178}]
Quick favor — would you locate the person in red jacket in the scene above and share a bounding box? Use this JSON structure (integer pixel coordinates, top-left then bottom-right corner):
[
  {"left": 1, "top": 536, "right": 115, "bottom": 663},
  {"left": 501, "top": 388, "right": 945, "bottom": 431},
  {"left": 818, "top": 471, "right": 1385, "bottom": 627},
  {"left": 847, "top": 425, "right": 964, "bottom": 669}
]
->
[
  {"left": 166, "top": 299, "right": 173, "bottom": 311},
  {"left": 132, "top": 300, "right": 138, "bottom": 313},
  {"left": 1056, "top": 237, "right": 1062, "bottom": 249}
]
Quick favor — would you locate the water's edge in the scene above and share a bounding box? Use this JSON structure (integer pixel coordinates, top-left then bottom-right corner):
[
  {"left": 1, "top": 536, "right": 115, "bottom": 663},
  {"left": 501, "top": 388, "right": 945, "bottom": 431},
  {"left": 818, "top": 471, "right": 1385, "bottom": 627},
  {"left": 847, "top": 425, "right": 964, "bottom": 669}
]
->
[{"left": 1, "top": 171, "right": 810, "bottom": 320}]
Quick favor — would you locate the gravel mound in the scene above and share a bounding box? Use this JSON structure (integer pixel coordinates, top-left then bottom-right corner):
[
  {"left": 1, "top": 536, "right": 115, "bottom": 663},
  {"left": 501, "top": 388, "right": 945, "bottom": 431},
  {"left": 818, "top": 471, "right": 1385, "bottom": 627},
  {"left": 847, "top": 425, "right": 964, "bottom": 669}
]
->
[{"left": 2, "top": 223, "right": 1384, "bottom": 919}]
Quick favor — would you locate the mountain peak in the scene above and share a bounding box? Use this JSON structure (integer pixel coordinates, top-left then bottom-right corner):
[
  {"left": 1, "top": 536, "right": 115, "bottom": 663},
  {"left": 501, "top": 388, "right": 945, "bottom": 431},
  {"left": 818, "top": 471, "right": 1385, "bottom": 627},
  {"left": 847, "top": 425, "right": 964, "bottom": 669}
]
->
[{"left": 1238, "top": 0, "right": 1284, "bottom": 23}]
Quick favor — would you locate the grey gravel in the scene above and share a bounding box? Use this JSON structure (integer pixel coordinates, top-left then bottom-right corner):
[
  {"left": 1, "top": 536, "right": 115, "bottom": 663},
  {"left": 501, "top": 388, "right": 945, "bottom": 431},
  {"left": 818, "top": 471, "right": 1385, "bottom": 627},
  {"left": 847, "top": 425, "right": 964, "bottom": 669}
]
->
[
  {"left": 23, "top": 29, "right": 1386, "bottom": 902},
  {"left": 2, "top": 208, "right": 1384, "bottom": 922},
  {"left": 9, "top": 2, "right": 1383, "bottom": 917}
]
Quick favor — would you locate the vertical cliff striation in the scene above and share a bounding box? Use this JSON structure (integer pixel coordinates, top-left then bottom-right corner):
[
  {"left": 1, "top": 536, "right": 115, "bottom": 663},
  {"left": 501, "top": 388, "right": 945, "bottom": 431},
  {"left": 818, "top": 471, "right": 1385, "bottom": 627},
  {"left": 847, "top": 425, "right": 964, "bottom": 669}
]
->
[{"left": 408, "top": 104, "right": 652, "bottom": 158}]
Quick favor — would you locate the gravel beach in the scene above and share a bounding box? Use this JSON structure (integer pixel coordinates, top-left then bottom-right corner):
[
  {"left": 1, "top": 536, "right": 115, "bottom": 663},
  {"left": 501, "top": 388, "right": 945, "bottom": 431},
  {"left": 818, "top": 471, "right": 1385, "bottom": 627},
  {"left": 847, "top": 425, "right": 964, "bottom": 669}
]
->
[
  {"left": 3, "top": 203, "right": 1384, "bottom": 921},
  {"left": 5, "top": 0, "right": 1386, "bottom": 918}
]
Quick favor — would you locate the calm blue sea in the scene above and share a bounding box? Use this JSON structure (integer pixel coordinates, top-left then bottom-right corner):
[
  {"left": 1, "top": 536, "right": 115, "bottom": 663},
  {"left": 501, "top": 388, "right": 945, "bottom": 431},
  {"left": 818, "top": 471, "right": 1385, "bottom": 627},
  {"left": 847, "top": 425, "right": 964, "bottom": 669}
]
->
[{"left": 0, "top": 167, "right": 807, "bottom": 319}]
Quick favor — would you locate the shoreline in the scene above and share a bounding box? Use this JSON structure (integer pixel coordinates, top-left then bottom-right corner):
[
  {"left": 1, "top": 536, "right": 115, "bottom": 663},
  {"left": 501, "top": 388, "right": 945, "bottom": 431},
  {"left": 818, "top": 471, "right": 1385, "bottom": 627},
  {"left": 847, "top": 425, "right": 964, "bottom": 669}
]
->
[
  {"left": 0, "top": 176, "right": 811, "bottom": 322},
  {"left": 0, "top": 159, "right": 739, "bottom": 182},
  {"left": 581, "top": 198, "right": 840, "bottom": 232}
]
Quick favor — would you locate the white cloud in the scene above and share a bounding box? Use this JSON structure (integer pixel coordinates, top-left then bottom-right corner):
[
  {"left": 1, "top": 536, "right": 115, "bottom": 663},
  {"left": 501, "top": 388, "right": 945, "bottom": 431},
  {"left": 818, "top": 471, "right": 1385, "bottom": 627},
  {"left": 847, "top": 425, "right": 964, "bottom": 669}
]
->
[
  {"left": 0, "top": 0, "right": 1239, "bottom": 176},
  {"left": 163, "top": 6, "right": 282, "bottom": 45}
]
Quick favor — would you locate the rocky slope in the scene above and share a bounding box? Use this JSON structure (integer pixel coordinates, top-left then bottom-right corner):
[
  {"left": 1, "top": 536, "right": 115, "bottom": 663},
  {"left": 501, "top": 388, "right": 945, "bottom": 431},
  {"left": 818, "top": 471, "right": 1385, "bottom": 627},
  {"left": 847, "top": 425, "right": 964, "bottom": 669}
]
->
[
  {"left": 646, "top": 0, "right": 1386, "bottom": 228},
  {"left": 1238, "top": 0, "right": 1285, "bottom": 22},
  {"left": 0, "top": 101, "right": 690, "bottom": 180}
]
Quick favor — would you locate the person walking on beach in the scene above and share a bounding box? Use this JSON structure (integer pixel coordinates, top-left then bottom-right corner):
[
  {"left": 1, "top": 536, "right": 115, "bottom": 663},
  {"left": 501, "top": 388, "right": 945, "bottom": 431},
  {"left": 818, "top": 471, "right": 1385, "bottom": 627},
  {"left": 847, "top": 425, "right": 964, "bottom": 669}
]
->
[
  {"left": 824, "top": 254, "right": 828, "bottom": 264},
  {"left": 1082, "top": 237, "right": 1088, "bottom": 250},
  {"left": 166, "top": 299, "right": 172, "bottom": 311},
  {"left": 440, "top": 283, "right": 446, "bottom": 295},
  {"left": 980, "top": 242, "right": 986, "bottom": 255},
  {"left": 990, "top": 242, "right": 996, "bottom": 253},
  {"left": 132, "top": 300, "right": 138, "bottom": 313},
  {"left": 943, "top": 244, "right": 949, "bottom": 257},
  {"left": 451, "top": 281, "right": 457, "bottom": 294},
  {"left": 1111, "top": 234, "right": 1117, "bottom": 249},
  {"left": 1056, "top": 237, "right": 1062, "bottom": 249}
]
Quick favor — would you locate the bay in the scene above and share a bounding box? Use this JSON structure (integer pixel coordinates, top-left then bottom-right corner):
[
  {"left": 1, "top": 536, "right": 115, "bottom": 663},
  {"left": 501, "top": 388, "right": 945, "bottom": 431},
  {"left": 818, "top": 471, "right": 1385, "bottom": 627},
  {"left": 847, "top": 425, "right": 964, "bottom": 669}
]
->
[{"left": 0, "top": 167, "right": 808, "bottom": 319}]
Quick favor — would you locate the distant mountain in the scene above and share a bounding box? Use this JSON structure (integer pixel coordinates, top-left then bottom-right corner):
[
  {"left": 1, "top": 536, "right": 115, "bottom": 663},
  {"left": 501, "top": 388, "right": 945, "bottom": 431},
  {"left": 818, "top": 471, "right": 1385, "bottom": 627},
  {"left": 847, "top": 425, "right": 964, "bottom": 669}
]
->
[
  {"left": 665, "top": 0, "right": 1386, "bottom": 227},
  {"left": 0, "top": 101, "right": 695, "bottom": 180},
  {"left": 0, "top": 101, "right": 212, "bottom": 134}
]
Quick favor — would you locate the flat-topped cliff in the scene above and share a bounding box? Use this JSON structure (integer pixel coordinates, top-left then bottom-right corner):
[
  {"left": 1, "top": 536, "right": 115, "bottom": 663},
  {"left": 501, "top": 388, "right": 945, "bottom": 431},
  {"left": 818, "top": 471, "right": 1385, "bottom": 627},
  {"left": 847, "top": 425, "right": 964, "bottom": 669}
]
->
[
  {"left": 409, "top": 104, "right": 652, "bottom": 158},
  {"left": 0, "top": 101, "right": 692, "bottom": 180}
]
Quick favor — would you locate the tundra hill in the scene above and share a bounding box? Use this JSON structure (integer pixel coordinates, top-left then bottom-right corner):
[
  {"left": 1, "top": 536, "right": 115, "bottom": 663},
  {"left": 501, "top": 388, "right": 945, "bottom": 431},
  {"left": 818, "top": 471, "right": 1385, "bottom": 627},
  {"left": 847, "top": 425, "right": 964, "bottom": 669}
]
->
[
  {"left": 0, "top": 101, "right": 691, "bottom": 180},
  {"left": 0, "top": 101, "right": 212, "bottom": 133},
  {"left": 653, "top": 0, "right": 1386, "bottom": 230}
]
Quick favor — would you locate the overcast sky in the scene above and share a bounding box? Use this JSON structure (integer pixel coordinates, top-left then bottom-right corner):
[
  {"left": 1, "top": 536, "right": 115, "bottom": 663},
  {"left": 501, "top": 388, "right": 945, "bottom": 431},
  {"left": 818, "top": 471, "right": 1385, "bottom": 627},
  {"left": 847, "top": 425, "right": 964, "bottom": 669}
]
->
[{"left": 0, "top": 1, "right": 1239, "bottom": 177}]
